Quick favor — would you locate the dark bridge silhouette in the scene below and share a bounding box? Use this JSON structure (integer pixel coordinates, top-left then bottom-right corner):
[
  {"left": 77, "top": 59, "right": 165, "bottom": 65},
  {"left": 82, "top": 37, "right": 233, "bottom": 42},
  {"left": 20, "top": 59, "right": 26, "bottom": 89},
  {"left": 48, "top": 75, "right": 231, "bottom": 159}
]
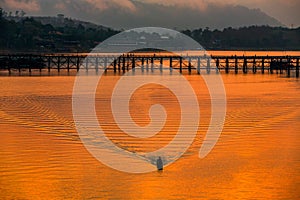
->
[{"left": 0, "top": 54, "right": 299, "bottom": 77}]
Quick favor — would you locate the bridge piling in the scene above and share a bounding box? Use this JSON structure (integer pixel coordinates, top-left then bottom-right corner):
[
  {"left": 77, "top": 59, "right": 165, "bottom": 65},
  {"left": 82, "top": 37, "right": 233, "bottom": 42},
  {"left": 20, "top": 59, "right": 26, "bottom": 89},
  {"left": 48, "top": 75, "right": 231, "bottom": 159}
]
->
[
  {"left": 122, "top": 57, "right": 126, "bottom": 74},
  {"left": 169, "top": 57, "right": 173, "bottom": 73},
  {"left": 179, "top": 57, "right": 183, "bottom": 73},
  {"left": 279, "top": 58, "right": 283, "bottom": 74},
  {"left": 113, "top": 59, "right": 117, "bottom": 73},
  {"left": 262, "top": 58, "right": 265, "bottom": 74},
  {"left": 67, "top": 57, "right": 70, "bottom": 72},
  {"left": 141, "top": 57, "right": 145, "bottom": 72},
  {"left": 197, "top": 57, "right": 201, "bottom": 74},
  {"left": 132, "top": 57, "right": 136, "bottom": 73},
  {"left": 296, "top": 58, "right": 299, "bottom": 78},
  {"left": 57, "top": 56, "right": 61, "bottom": 73},
  {"left": 243, "top": 58, "right": 247, "bottom": 74},
  {"left": 76, "top": 57, "right": 80, "bottom": 72},
  {"left": 235, "top": 57, "right": 238, "bottom": 74},
  {"left": 287, "top": 58, "right": 291, "bottom": 77},
  {"left": 117, "top": 57, "right": 121, "bottom": 72},
  {"left": 188, "top": 57, "right": 192, "bottom": 74},
  {"left": 160, "top": 57, "right": 163, "bottom": 73},
  {"left": 151, "top": 57, "right": 154, "bottom": 72},
  {"left": 225, "top": 58, "right": 229, "bottom": 74},
  {"left": 39, "top": 56, "right": 42, "bottom": 73},
  {"left": 206, "top": 58, "right": 211, "bottom": 74},
  {"left": 96, "top": 57, "right": 99, "bottom": 73},
  {"left": 28, "top": 55, "right": 32, "bottom": 74},
  {"left": 253, "top": 57, "right": 257, "bottom": 74}
]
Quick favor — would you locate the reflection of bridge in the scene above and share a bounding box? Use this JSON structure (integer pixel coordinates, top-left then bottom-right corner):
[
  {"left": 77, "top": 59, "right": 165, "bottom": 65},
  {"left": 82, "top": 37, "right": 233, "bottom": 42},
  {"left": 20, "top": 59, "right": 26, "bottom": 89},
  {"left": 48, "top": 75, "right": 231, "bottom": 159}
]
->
[{"left": 0, "top": 54, "right": 299, "bottom": 77}]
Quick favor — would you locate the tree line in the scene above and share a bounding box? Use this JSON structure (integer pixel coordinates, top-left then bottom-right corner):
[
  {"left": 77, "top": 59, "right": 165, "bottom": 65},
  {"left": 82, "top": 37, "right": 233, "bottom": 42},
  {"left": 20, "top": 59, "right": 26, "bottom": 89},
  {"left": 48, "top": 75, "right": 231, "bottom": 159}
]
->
[
  {"left": 182, "top": 26, "right": 300, "bottom": 50},
  {"left": 0, "top": 8, "right": 119, "bottom": 53},
  {"left": 1, "top": 8, "right": 299, "bottom": 52}
]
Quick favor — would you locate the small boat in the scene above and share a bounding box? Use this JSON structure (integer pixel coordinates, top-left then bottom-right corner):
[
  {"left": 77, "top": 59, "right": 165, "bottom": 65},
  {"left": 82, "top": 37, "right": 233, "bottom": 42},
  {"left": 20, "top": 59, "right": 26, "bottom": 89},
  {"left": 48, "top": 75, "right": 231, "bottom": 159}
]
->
[{"left": 156, "top": 157, "right": 163, "bottom": 171}]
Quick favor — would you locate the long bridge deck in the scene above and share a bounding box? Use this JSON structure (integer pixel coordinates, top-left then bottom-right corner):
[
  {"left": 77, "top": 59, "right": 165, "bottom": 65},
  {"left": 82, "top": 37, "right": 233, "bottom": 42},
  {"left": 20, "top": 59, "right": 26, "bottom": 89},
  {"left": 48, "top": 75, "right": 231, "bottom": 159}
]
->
[{"left": 0, "top": 54, "right": 299, "bottom": 77}]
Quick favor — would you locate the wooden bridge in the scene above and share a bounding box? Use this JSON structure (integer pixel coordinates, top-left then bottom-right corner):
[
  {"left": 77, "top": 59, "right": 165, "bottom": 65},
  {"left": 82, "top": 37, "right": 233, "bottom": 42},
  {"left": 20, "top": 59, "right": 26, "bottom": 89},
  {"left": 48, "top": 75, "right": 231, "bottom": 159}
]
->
[{"left": 0, "top": 54, "right": 299, "bottom": 77}]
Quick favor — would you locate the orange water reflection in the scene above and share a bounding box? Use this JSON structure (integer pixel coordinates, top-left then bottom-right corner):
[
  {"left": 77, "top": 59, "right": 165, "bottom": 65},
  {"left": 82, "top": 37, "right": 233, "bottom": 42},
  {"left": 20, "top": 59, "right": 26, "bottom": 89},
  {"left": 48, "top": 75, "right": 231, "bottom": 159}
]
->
[{"left": 0, "top": 74, "right": 299, "bottom": 199}]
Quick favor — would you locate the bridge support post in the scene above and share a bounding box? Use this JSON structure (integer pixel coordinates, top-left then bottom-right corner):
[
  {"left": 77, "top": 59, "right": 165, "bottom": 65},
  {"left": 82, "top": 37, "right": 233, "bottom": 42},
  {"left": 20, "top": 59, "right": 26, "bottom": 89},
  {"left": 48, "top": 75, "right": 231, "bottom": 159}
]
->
[
  {"left": 76, "top": 57, "right": 80, "bottom": 72},
  {"left": 243, "top": 58, "right": 247, "bottom": 74},
  {"left": 118, "top": 57, "right": 121, "bottom": 72},
  {"left": 146, "top": 58, "right": 149, "bottom": 72},
  {"left": 160, "top": 57, "right": 163, "bottom": 73},
  {"left": 279, "top": 58, "right": 283, "bottom": 74},
  {"left": 188, "top": 57, "right": 192, "bottom": 74},
  {"left": 225, "top": 58, "right": 229, "bottom": 74},
  {"left": 206, "top": 58, "right": 210, "bottom": 74},
  {"left": 122, "top": 56, "right": 126, "bottom": 74},
  {"left": 270, "top": 61, "right": 274, "bottom": 74},
  {"left": 141, "top": 57, "right": 145, "bottom": 73},
  {"left": 151, "top": 57, "right": 154, "bottom": 72},
  {"left": 8, "top": 55, "right": 11, "bottom": 75},
  {"left": 47, "top": 57, "right": 51, "bottom": 73},
  {"left": 29, "top": 55, "right": 32, "bottom": 74},
  {"left": 18, "top": 56, "right": 21, "bottom": 74},
  {"left": 288, "top": 58, "right": 291, "bottom": 77},
  {"left": 113, "top": 59, "right": 117, "bottom": 73},
  {"left": 179, "top": 57, "right": 183, "bottom": 74},
  {"left": 67, "top": 57, "right": 70, "bottom": 73},
  {"left": 85, "top": 57, "right": 88, "bottom": 73},
  {"left": 132, "top": 57, "right": 135, "bottom": 73},
  {"left": 235, "top": 57, "right": 238, "bottom": 74},
  {"left": 104, "top": 57, "right": 107, "bottom": 74},
  {"left": 296, "top": 58, "right": 299, "bottom": 78},
  {"left": 169, "top": 57, "right": 173, "bottom": 73},
  {"left": 253, "top": 57, "right": 257, "bottom": 74},
  {"left": 58, "top": 56, "right": 61, "bottom": 73},
  {"left": 39, "top": 56, "right": 42, "bottom": 73},
  {"left": 262, "top": 59, "right": 265, "bottom": 74},
  {"left": 95, "top": 57, "right": 99, "bottom": 73},
  {"left": 197, "top": 57, "right": 201, "bottom": 74}
]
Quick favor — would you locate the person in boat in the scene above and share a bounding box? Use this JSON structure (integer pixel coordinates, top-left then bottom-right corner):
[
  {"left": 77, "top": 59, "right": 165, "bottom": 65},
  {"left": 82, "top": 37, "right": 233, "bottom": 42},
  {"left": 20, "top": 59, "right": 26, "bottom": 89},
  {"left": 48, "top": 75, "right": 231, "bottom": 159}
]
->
[{"left": 156, "top": 156, "right": 163, "bottom": 171}]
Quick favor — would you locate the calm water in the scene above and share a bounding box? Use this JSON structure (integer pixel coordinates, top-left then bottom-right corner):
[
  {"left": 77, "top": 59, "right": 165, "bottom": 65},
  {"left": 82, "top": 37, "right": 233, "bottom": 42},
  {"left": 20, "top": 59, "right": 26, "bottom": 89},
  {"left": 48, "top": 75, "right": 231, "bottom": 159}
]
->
[{"left": 0, "top": 73, "right": 299, "bottom": 199}]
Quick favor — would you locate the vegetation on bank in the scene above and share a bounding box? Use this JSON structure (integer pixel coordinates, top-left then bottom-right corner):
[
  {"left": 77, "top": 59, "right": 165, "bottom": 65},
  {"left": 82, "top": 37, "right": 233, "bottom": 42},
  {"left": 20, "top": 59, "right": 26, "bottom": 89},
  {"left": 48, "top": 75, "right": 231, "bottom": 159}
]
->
[
  {"left": 0, "top": 8, "right": 119, "bottom": 53},
  {"left": 1, "top": 8, "right": 300, "bottom": 53},
  {"left": 182, "top": 26, "right": 300, "bottom": 50}
]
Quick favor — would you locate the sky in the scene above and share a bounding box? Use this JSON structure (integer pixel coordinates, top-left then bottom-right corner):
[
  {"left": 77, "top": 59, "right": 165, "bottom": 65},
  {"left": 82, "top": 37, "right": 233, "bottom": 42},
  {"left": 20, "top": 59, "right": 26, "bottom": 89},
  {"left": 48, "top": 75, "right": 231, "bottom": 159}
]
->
[{"left": 1, "top": 0, "right": 299, "bottom": 28}]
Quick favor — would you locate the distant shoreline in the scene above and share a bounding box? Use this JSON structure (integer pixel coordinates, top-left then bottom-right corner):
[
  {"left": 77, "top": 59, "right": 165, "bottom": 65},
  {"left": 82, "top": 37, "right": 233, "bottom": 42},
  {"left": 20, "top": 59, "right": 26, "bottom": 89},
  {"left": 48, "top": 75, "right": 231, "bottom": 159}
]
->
[
  {"left": 1, "top": 15, "right": 300, "bottom": 53},
  {"left": 1, "top": 50, "right": 300, "bottom": 57},
  {"left": 3, "top": 48, "right": 299, "bottom": 54}
]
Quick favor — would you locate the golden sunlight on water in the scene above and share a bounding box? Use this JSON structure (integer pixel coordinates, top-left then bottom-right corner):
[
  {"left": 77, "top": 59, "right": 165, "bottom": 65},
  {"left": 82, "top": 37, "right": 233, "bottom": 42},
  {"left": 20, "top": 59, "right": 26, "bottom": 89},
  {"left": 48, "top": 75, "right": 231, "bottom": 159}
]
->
[{"left": 0, "top": 74, "right": 299, "bottom": 199}]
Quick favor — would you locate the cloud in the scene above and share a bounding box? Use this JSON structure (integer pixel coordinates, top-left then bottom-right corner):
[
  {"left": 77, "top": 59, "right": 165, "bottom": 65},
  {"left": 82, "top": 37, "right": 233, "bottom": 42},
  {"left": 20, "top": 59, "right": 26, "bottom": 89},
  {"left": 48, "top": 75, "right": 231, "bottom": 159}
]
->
[
  {"left": 139, "top": 0, "right": 208, "bottom": 11},
  {"left": 108, "top": 0, "right": 137, "bottom": 11},
  {"left": 54, "top": 2, "right": 66, "bottom": 10},
  {"left": 1, "top": 0, "right": 136, "bottom": 13},
  {"left": 2, "top": 0, "right": 40, "bottom": 12},
  {"left": 83, "top": 0, "right": 136, "bottom": 11}
]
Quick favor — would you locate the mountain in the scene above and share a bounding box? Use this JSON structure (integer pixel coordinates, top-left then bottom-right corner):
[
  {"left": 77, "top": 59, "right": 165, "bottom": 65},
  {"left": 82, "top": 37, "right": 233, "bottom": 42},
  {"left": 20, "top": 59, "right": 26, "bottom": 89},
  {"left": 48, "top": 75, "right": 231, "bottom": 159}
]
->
[
  {"left": 52, "top": 1, "right": 283, "bottom": 30},
  {"left": 4, "top": 15, "right": 111, "bottom": 31}
]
